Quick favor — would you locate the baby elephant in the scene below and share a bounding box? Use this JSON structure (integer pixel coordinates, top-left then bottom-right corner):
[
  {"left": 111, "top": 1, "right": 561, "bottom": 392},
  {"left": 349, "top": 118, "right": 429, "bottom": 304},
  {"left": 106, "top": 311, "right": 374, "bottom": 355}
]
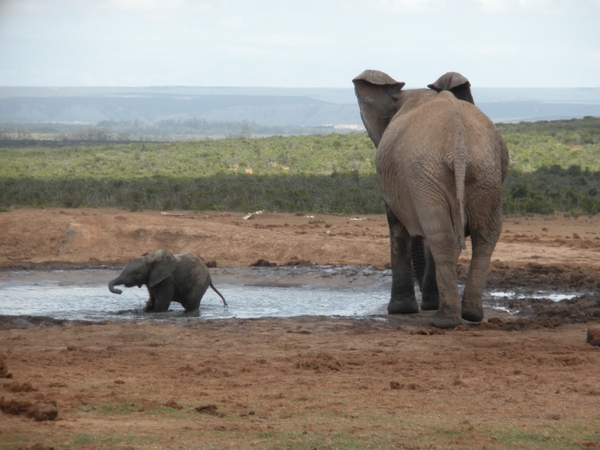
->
[{"left": 108, "top": 250, "right": 227, "bottom": 312}]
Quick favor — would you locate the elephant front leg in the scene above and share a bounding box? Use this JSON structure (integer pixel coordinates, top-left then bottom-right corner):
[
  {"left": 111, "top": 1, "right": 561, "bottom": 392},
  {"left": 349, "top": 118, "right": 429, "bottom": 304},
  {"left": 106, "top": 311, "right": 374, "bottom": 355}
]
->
[
  {"left": 147, "top": 282, "right": 174, "bottom": 313},
  {"left": 386, "top": 207, "right": 418, "bottom": 314},
  {"left": 143, "top": 289, "right": 155, "bottom": 312}
]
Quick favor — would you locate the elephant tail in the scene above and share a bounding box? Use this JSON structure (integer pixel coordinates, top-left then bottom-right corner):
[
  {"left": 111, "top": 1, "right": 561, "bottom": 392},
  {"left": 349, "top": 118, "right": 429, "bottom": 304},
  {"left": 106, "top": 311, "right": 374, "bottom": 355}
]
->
[
  {"left": 453, "top": 139, "right": 467, "bottom": 251},
  {"left": 210, "top": 281, "right": 228, "bottom": 307}
]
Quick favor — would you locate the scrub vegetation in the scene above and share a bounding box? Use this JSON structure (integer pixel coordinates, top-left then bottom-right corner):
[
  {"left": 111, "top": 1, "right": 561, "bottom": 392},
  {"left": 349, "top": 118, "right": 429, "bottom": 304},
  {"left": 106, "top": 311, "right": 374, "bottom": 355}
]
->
[{"left": 1, "top": 117, "right": 599, "bottom": 215}]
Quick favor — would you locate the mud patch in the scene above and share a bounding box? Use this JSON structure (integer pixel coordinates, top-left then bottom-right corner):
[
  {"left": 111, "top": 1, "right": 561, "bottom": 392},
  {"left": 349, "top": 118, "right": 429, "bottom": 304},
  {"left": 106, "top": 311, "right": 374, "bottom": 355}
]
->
[
  {"left": 0, "top": 398, "right": 58, "bottom": 421},
  {"left": 295, "top": 352, "right": 343, "bottom": 372},
  {"left": 0, "top": 316, "right": 68, "bottom": 329},
  {"left": 519, "top": 294, "right": 600, "bottom": 328},
  {"left": 3, "top": 382, "right": 37, "bottom": 393},
  {"left": 195, "top": 404, "right": 224, "bottom": 417},
  {"left": 0, "top": 354, "right": 12, "bottom": 379},
  {"left": 17, "top": 443, "right": 54, "bottom": 450},
  {"left": 163, "top": 400, "right": 183, "bottom": 410},
  {"left": 485, "top": 261, "right": 600, "bottom": 291},
  {"left": 17, "top": 444, "right": 55, "bottom": 450}
]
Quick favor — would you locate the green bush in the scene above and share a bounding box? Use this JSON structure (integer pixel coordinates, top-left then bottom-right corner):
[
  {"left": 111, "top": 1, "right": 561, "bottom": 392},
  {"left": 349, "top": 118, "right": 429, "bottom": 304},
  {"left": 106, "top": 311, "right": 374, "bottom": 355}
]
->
[
  {"left": 0, "top": 173, "right": 385, "bottom": 214},
  {"left": 1, "top": 117, "right": 600, "bottom": 215}
]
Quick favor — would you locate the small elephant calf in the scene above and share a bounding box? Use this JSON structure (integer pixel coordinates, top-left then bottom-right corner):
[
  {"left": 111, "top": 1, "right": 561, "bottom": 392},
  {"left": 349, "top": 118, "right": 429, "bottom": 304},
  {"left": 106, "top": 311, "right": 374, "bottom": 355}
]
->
[{"left": 108, "top": 250, "right": 227, "bottom": 312}]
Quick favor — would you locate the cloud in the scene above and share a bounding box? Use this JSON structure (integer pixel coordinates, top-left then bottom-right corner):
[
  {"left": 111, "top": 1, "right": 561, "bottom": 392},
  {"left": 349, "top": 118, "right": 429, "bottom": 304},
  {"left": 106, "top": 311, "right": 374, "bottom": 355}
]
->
[
  {"left": 377, "top": 0, "right": 438, "bottom": 12},
  {"left": 470, "top": 0, "right": 598, "bottom": 13},
  {"left": 0, "top": 0, "right": 598, "bottom": 87},
  {"left": 106, "top": 0, "right": 185, "bottom": 14}
]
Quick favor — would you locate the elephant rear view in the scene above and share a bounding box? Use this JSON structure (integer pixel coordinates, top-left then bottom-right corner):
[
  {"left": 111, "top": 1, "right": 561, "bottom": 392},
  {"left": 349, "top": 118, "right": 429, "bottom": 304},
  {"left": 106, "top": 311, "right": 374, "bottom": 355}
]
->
[
  {"left": 108, "top": 249, "right": 227, "bottom": 313},
  {"left": 353, "top": 70, "right": 509, "bottom": 329}
]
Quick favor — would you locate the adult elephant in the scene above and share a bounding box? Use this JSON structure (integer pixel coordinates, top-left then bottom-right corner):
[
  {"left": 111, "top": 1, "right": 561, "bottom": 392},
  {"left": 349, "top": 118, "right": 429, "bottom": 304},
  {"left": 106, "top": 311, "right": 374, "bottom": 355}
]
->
[
  {"left": 108, "top": 250, "right": 227, "bottom": 312},
  {"left": 353, "top": 70, "right": 509, "bottom": 328}
]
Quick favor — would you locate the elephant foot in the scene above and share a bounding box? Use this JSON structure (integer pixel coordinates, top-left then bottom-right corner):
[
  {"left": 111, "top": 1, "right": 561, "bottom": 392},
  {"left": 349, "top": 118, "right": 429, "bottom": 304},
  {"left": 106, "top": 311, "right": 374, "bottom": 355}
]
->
[
  {"left": 430, "top": 310, "right": 463, "bottom": 329},
  {"left": 461, "top": 306, "right": 484, "bottom": 323},
  {"left": 420, "top": 294, "right": 439, "bottom": 311},
  {"left": 388, "top": 298, "right": 419, "bottom": 315}
]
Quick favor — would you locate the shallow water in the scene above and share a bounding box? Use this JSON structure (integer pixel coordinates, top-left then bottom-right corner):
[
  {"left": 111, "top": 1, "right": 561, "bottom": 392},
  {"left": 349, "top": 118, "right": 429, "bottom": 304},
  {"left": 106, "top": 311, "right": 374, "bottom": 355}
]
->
[{"left": 0, "top": 266, "right": 581, "bottom": 322}]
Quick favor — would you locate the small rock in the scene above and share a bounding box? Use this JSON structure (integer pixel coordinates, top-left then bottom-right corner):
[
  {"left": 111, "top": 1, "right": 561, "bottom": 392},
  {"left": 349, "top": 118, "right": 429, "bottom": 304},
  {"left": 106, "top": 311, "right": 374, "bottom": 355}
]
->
[
  {"left": 586, "top": 327, "right": 600, "bottom": 346},
  {"left": 195, "top": 404, "right": 224, "bottom": 417},
  {"left": 29, "top": 400, "right": 58, "bottom": 422},
  {"left": 389, "top": 381, "right": 404, "bottom": 390}
]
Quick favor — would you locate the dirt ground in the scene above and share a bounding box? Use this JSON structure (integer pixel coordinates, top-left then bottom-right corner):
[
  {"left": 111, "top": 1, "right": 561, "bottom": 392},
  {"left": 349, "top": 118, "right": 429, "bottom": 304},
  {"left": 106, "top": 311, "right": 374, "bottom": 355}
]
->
[{"left": 1, "top": 208, "right": 599, "bottom": 449}]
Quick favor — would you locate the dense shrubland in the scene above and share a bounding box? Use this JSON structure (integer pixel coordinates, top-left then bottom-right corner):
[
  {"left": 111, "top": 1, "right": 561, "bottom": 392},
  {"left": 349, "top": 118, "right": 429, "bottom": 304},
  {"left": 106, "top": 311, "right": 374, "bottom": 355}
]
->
[{"left": 1, "top": 117, "right": 599, "bottom": 215}]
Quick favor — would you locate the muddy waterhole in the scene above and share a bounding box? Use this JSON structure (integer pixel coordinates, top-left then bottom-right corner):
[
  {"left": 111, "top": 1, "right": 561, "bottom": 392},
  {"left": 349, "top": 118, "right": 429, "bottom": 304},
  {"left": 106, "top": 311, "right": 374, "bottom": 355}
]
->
[{"left": 0, "top": 266, "right": 580, "bottom": 321}]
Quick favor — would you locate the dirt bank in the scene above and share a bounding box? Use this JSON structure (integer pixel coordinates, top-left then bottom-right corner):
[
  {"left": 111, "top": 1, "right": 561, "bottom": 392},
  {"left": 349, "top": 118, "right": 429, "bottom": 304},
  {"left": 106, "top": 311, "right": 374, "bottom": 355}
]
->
[
  {"left": 2, "top": 208, "right": 600, "bottom": 288},
  {"left": 1, "top": 208, "right": 600, "bottom": 449}
]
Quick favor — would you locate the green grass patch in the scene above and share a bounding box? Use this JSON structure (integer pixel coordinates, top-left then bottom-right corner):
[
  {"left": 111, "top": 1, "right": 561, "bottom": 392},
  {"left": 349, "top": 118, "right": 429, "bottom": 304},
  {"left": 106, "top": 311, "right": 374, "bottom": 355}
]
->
[
  {"left": 2, "top": 408, "right": 598, "bottom": 449},
  {"left": 147, "top": 405, "right": 190, "bottom": 418},
  {"left": 75, "top": 402, "right": 145, "bottom": 416},
  {"left": 227, "top": 416, "right": 599, "bottom": 450}
]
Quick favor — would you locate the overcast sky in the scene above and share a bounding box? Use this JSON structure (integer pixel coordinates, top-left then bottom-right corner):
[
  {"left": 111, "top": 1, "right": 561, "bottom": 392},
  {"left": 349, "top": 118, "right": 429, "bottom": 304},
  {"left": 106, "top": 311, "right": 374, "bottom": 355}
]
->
[{"left": 0, "top": 0, "right": 598, "bottom": 88}]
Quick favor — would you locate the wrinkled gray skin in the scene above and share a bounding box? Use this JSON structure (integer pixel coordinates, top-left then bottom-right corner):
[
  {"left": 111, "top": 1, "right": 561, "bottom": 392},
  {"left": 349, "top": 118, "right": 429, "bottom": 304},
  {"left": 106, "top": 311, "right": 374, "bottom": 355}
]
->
[
  {"left": 353, "top": 70, "right": 509, "bottom": 329},
  {"left": 108, "top": 250, "right": 227, "bottom": 312}
]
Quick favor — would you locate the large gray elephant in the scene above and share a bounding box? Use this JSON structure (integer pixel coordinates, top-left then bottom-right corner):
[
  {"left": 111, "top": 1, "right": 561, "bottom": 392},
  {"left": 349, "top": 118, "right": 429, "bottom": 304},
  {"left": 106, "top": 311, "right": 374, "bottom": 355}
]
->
[
  {"left": 353, "top": 70, "right": 509, "bottom": 328},
  {"left": 108, "top": 250, "right": 227, "bottom": 312}
]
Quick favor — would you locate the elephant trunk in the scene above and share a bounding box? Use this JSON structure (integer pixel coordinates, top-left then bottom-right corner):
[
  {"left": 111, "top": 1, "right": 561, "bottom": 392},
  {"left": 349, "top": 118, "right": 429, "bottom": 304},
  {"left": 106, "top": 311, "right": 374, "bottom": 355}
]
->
[{"left": 108, "top": 279, "right": 123, "bottom": 295}]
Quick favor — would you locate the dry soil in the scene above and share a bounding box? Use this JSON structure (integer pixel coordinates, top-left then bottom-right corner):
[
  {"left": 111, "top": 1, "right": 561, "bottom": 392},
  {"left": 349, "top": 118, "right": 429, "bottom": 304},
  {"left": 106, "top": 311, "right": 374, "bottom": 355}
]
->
[{"left": 1, "top": 208, "right": 599, "bottom": 449}]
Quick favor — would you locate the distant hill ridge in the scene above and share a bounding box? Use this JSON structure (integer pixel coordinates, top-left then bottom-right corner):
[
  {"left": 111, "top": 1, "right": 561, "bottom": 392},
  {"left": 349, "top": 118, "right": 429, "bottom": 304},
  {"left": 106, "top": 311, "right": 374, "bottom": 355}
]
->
[{"left": 0, "top": 86, "right": 598, "bottom": 125}]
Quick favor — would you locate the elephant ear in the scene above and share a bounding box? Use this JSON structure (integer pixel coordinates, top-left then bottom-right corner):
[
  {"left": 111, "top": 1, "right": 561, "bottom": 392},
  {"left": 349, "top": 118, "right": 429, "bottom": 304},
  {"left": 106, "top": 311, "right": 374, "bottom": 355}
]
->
[
  {"left": 352, "top": 70, "right": 406, "bottom": 147},
  {"left": 146, "top": 250, "right": 177, "bottom": 288},
  {"left": 427, "top": 72, "right": 474, "bottom": 104}
]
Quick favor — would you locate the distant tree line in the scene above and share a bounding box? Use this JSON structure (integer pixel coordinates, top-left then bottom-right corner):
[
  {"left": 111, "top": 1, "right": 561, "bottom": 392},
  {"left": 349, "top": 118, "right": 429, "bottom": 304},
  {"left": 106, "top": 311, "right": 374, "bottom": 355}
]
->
[{"left": 0, "top": 118, "right": 354, "bottom": 141}]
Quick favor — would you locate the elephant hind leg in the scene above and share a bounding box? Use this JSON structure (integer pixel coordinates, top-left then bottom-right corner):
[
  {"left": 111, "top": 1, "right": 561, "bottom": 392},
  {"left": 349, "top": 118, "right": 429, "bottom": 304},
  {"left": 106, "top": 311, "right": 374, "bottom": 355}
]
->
[
  {"left": 386, "top": 206, "right": 418, "bottom": 314},
  {"left": 410, "top": 236, "right": 440, "bottom": 310},
  {"left": 424, "top": 230, "right": 463, "bottom": 329},
  {"left": 411, "top": 236, "right": 425, "bottom": 291},
  {"left": 419, "top": 248, "right": 440, "bottom": 311},
  {"left": 461, "top": 229, "right": 500, "bottom": 322}
]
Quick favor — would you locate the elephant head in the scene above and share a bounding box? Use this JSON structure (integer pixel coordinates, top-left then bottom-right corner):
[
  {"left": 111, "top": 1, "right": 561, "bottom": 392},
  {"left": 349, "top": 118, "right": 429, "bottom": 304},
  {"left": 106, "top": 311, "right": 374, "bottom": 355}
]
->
[
  {"left": 108, "top": 250, "right": 177, "bottom": 294},
  {"left": 352, "top": 70, "right": 474, "bottom": 147}
]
